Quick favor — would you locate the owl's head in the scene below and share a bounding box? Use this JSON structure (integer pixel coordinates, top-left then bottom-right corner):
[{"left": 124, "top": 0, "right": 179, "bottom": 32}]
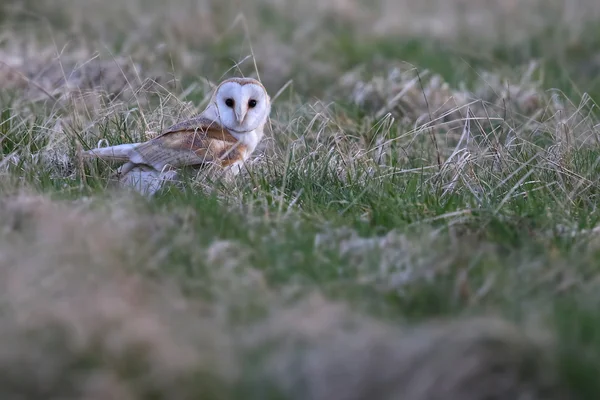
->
[{"left": 211, "top": 77, "right": 271, "bottom": 134}]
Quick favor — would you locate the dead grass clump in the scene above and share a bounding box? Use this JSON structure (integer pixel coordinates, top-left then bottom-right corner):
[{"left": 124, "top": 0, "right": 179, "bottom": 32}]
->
[
  {"left": 313, "top": 227, "right": 449, "bottom": 289},
  {"left": 0, "top": 192, "right": 237, "bottom": 399},
  {"left": 337, "top": 60, "right": 549, "bottom": 129},
  {"left": 334, "top": 58, "right": 600, "bottom": 178},
  {"left": 0, "top": 45, "right": 162, "bottom": 109},
  {"left": 244, "top": 293, "right": 570, "bottom": 400}
]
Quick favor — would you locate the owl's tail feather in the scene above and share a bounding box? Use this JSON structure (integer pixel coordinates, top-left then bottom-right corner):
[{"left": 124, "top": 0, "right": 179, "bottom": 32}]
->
[{"left": 82, "top": 143, "right": 140, "bottom": 162}]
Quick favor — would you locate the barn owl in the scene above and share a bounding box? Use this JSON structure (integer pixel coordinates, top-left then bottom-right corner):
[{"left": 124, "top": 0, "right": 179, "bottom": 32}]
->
[{"left": 82, "top": 77, "right": 271, "bottom": 195}]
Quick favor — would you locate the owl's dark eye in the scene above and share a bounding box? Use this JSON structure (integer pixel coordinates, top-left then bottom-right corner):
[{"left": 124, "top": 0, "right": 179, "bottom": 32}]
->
[
  {"left": 248, "top": 99, "right": 257, "bottom": 108},
  {"left": 225, "top": 98, "right": 234, "bottom": 108}
]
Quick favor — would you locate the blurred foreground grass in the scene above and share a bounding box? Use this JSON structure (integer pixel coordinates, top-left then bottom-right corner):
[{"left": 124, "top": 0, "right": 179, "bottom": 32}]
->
[{"left": 1, "top": 0, "right": 600, "bottom": 398}]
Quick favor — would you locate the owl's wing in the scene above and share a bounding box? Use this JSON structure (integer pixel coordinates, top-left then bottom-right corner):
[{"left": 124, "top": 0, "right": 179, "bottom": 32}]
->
[{"left": 130, "top": 116, "right": 246, "bottom": 172}]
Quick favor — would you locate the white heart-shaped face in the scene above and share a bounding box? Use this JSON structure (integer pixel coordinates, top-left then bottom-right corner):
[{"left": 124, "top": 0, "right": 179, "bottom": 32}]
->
[{"left": 213, "top": 80, "right": 271, "bottom": 134}]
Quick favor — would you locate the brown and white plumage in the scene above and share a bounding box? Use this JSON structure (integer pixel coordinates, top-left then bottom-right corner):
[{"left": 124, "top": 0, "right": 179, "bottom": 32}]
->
[{"left": 82, "top": 77, "right": 271, "bottom": 195}]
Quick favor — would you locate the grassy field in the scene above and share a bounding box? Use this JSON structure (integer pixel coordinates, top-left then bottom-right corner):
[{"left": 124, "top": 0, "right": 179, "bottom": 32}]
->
[{"left": 1, "top": 0, "right": 600, "bottom": 398}]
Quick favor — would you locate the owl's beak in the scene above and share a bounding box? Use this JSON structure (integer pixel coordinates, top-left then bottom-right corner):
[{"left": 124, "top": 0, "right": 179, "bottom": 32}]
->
[{"left": 234, "top": 104, "right": 245, "bottom": 125}]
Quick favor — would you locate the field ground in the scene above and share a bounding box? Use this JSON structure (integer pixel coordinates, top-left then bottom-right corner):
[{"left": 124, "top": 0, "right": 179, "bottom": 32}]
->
[{"left": 1, "top": 0, "right": 600, "bottom": 398}]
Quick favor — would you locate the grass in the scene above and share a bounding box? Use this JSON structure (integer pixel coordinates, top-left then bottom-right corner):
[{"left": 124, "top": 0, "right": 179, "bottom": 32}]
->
[{"left": 1, "top": 0, "right": 600, "bottom": 398}]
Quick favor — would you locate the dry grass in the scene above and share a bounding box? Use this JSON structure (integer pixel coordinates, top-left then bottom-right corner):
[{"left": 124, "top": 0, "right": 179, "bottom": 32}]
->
[
  {"left": 0, "top": 193, "right": 570, "bottom": 399},
  {"left": 0, "top": 193, "right": 236, "bottom": 399}
]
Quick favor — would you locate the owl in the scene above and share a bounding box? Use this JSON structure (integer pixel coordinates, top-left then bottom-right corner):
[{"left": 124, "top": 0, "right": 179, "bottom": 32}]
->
[{"left": 82, "top": 77, "right": 271, "bottom": 195}]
